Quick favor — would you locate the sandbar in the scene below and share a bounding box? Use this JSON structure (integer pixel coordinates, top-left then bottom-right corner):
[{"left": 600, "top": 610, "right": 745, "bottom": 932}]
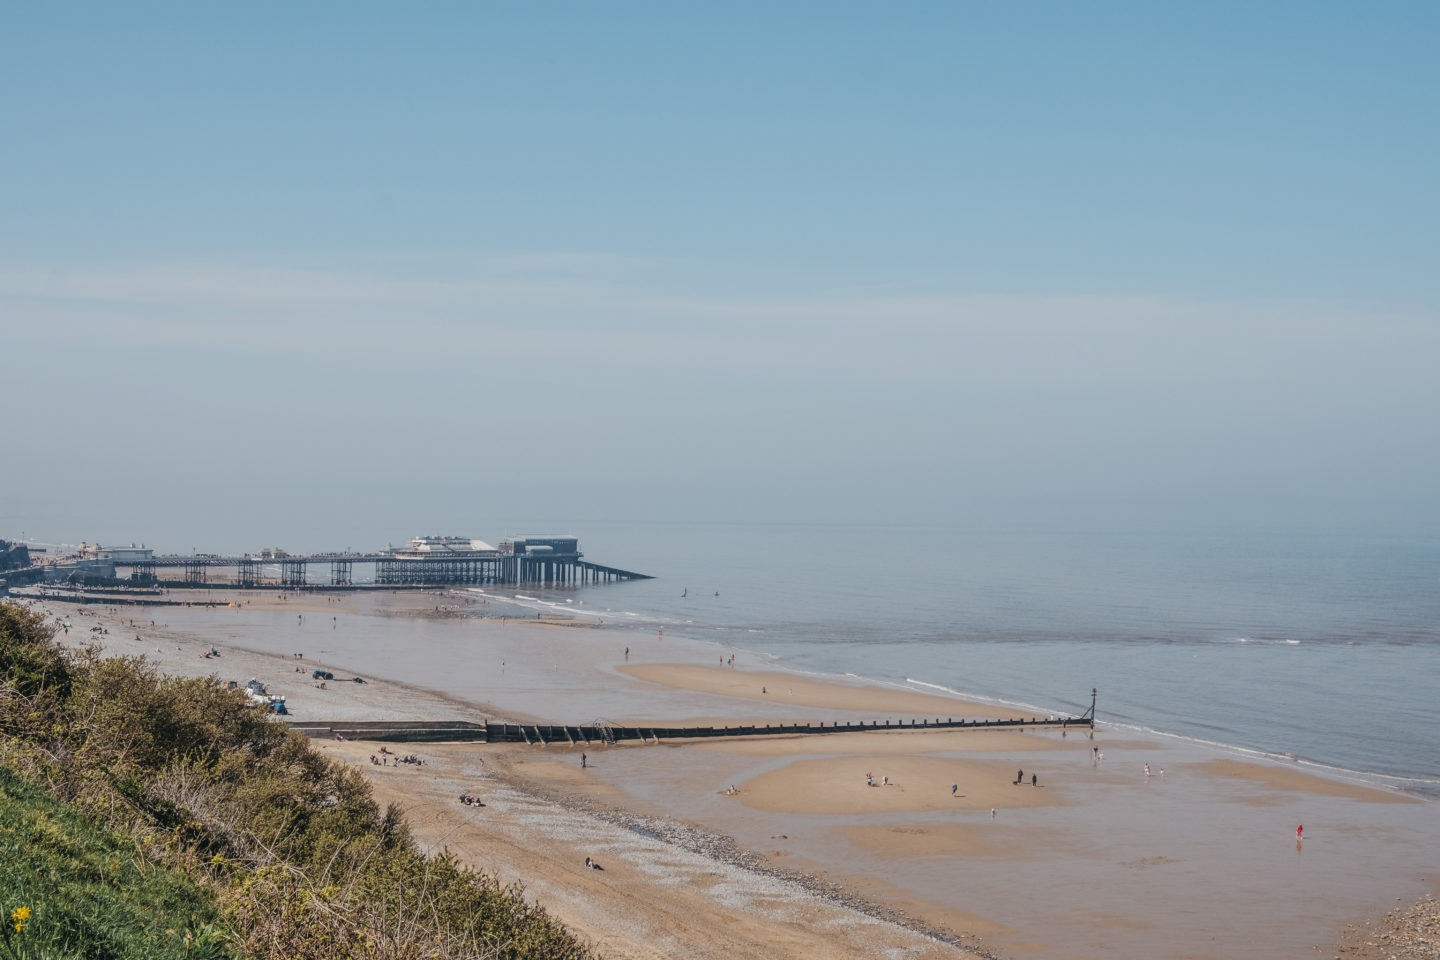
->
[{"left": 619, "top": 663, "right": 1028, "bottom": 719}]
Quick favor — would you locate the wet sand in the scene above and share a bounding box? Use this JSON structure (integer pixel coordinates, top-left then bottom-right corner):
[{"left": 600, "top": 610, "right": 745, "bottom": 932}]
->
[
  {"left": 19, "top": 589, "right": 1440, "bottom": 960},
  {"left": 619, "top": 663, "right": 1029, "bottom": 719}
]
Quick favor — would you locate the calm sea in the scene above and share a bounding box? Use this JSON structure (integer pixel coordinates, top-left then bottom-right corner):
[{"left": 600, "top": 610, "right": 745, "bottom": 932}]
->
[{"left": 486, "top": 521, "right": 1440, "bottom": 792}]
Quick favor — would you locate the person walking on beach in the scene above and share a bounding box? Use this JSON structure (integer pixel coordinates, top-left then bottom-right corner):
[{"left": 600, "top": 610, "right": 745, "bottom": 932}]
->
[
  {"left": 1015, "top": 769, "right": 1023, "bottom": 785},
  {"left": 1296, "top": 824, "right": 1303, "bottom": 840},
  {"left": 951, "top": 783, "right": 958, "bottom": 796},
  {"left": 580, "top": 752, "right": 587, "bottom": 769},
  {"left": 624, "top": 647, "right": 629, "bottom": 661},
  {"left": 1031, "top": 773, "right": 1037, "bottom": 787}
]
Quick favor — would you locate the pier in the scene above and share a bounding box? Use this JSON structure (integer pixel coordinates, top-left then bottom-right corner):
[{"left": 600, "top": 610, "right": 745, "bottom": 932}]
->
[{"left": 2, "top": 534, "right": 652, "bottom": 590}]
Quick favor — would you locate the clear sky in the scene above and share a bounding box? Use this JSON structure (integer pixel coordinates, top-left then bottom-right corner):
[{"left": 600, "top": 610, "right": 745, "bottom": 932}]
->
[{"left": 3, "top": 3, "right": 1437, "bottom": 551}]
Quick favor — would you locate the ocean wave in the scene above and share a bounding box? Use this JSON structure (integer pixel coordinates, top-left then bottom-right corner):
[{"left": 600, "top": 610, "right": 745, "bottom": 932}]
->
[
  {"left": 905, "top": 678, "right": 1073, "bottom": 718},
  {"left": 1086, "top": 721, "right": 1440, "bottom": 797}
]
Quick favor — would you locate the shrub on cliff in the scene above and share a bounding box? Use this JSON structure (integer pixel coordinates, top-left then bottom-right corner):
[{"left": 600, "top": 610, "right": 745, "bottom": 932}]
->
[{"left": 0, "top": 601, "right": 593, "bottom": 960}]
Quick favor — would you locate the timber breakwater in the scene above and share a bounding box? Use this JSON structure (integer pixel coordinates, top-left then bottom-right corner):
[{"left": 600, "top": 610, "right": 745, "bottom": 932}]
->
[{"left": 288, "top": 710, "right": 1094, "bottom": 744}]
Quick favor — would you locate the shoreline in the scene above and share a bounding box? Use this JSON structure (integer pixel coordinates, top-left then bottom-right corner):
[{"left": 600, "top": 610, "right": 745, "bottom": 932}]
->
[
  {"left": 14, "top": 589, "right": 1440, "bottom": 959},
  {"left": 30, "top": 582, "right": 1428, "bottom": 792}
]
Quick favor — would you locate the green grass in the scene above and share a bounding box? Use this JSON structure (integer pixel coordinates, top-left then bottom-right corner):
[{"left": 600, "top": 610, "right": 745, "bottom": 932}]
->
[
  {"left": 0, "top": 766, "right": 231, "bottom": 960},
  {"left": 0, "top": 598, "right": 594, "bottom": 960}
]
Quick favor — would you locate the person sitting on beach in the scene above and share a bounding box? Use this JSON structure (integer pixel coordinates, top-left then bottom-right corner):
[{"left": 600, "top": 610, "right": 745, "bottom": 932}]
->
[{"left": 584, "top": 857, "right": 603, "bottom": 870}]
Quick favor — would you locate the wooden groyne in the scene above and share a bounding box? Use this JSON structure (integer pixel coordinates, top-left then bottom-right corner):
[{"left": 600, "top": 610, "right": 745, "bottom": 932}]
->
[
  {"left": 485, "top": 714, "right": 1087, "bottom": 744},
  {"left": 286, "top": 720, "right": 490, "bottom": 743},
  {"left": 288, "top": 714, "right": 1090, "bottom": 745}
]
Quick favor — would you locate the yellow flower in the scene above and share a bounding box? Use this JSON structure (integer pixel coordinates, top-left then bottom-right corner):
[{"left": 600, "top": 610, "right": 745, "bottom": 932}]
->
[
  {"left": 10, "top": 907, "right": 29, "bottom": 921},
  {"left": 12, "top": 922, "right": 21, "bottom": 933}
]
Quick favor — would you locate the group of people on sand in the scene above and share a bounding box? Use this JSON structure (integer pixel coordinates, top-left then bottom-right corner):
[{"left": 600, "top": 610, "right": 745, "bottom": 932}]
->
[
  {"left": 368, "top": 747, "right": 423, "bottom": 767},
  {"left": 864, "top": 772, "right": 890, "bottom": 787},
  {"left": 457, "top": 793, "right": 485, "bottom": 807},
  {"left": 1014, "top": 769, "right": 1039, "bottom": 786}
]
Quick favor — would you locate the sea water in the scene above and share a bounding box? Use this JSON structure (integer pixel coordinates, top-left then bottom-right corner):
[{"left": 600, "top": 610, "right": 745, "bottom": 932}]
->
[{"left": 483, "top": 521, "right": 1440, "bottom": 792}]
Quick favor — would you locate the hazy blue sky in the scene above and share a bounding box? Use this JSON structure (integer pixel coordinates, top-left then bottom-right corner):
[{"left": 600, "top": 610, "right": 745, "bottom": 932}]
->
[{"left": 3, "top": 3, "right": 1437, "bottom": 552}]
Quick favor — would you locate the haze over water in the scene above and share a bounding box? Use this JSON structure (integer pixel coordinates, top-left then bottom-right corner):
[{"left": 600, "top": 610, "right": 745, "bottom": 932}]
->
[{"left": 495, "top": 521, "right": 1440, "bottom": 791}]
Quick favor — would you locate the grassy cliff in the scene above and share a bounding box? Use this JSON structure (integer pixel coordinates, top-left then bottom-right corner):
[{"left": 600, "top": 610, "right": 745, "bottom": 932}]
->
[{"left": 0, "top": 600, "right": 593, "bottom": 960}]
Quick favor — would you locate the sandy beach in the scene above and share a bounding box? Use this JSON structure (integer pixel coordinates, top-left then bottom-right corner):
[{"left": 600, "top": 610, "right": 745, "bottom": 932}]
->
[{"left": 18, "top": 588, "right": 1440, "bottom": 960}]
